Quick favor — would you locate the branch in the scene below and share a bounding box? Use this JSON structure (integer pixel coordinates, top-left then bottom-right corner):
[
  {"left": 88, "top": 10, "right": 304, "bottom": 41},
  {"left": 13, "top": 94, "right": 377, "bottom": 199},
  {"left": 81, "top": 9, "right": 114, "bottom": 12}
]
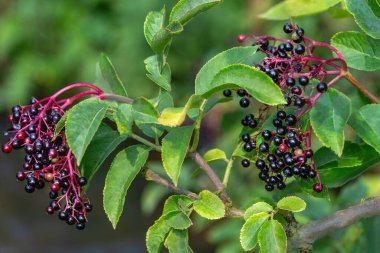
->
[
  {"left": 99, "top": 93, "right": 134, "bottom": 104},
  {"left": 288, "top": 196, "right": 380, "bottom": 252},
  {"left": 345, "top": 72, "right": 380, "bottom": 104},
  {"left": 144, "top": 168, "right": 198, "bottom": 200}
]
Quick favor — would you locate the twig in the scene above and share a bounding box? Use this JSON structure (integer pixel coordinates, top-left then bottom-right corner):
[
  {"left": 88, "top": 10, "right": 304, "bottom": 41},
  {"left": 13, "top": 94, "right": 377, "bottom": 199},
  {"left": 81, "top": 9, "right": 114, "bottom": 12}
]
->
[
  {"left": 345, "top": 72, "right": 380, "bottom": 104},
  {"left": 288, "top": 196, "right": 380, "bottom": 252},
  {"left": 144, "top": 168, "right": 198, "bottom": 200},
  {"left": 99, "top": 94, "right": 134, "bottom": 104}
]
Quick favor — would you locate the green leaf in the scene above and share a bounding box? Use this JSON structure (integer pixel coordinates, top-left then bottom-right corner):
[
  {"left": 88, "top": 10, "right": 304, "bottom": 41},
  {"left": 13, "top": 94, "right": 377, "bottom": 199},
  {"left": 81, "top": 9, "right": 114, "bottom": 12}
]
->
[
  {"left": 331, "top": 31, "right": 380, "bottom": 71},
  {"left": 158, "top": 95, "right": 202, "bottom": 127},
  {"left": 240, "top": 212, "right": 270, "bottom": 251},
  {"left": 133, "top": 97, "right": 163, "bottom": 138},
  {"left": 103, "top": 145, "right": 150, "bottom": 229},
  {"left": 66, "top": 99, "right": 108, "bottom": 165},
  {"left": 193, "top": 190, "right": 225, "bottom": 219},
  {"left": 258, "top": 220, "right": 287, "bottom": 253},
  {"left": 162, "top": 126, "right": 194, "bottom": 185},
  {"left": 80, "top": 124, "right": 127, "bottom": 184},
  {"left": 53, "top": 113, "right": 67, "bottom": 140},
  {"left": 145, "top": 55, "right": 171, "bottom": 91},
  {"left": 97, "top": 53, "right": 128, "bottom": 96},
  {"left": 114, "top": 104, "right": 133, "bottom": 135},
  {"left": 315, "top": 142, "right": 380, "bottom": 187},
  {"left": 146, "top": 214, "right": 173, "bottom": 253},
  {"left": 166, "top": 210, "right": 193, "bottom": 230},
  {"left": 277, "top": 196, "right": 307, "bottom": 212},
  {"left": 144, "top": 7, "right": 166, "bottom": 47},
  {"left": 169, "top": 0, "right": 223, "bottom": 25},
  {"left": 163, "top": 195, "right": 194, "bottom": 215},
  {"left": 198, "top": 64, "right": 286, "bottom": 105},
  {"left": 164, "top": 229, "right": 192, "bottom": 253},
  {"left": 203, "top": 148, "right": 228, "bottom": 162},
  {"left": 244, "top": 202, "right": 273, "bottom": 220},
  {"left": 310, "top": 88, "right": 351, "bottom": 156},
  {"left": 150, "top": 91, "right": 174, "bottom": 113},
  {"left": 349, "top": 104, "right": 380, "bottom": 153},
  {"left": 195, "top": 46, "right": 258, "bottom": 95},
  {"left": 151, "top": 22, "right": 183, "bottom": 53},
  {"left": 260, "top": 0, "right": 341, "bottom": 20},
  {"left": 346, "top": 0, "right": 380, "bottom": 39}
]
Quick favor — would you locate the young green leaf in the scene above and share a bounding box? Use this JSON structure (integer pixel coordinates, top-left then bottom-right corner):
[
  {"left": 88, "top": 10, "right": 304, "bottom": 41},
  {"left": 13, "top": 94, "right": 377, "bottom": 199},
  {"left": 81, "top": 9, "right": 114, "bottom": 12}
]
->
[
  {"left": 310, "top": 88, "right": 351, "bottom": 156},
  {"left": 144, "top": 55, "right": 171, "bottom": 91},
  {"left": 146, "top": 215, "right": 172, "bottom": 253},
  {"left": 244, "top": 202, "right": 273, "bottom": 220},
  {"left": 80, "top": 124, "right": 127, "bottom": 184},
  {"left": 144, "top": 7, "right": 166, "bottom": 47},
  {"left": 277, "top": 196, "right": 307, "bottom": 212},
  {"left": 97, "top": 53, "right": 128, "bottom": 96},
  {"left": 315, "top": 142, "right": 380, "bottom": 187},
  {"left": 133, "top": 97, "right": 163, "bottom": 138},
  {"left": 166, "top": 211, "right": 193, "bottom": 230},
  {"left": 114, "top": 104, "right": 133, "bottom": 135},
  {"left": 346, "top": 0, "right": 380, "bottom": 39},
  {"left": 157, "top": 95, "right": 202, "bottom": 127},
  {"left": 162, "top": 126, "right": 194, "bottom": 186},
  {"left": 165, "top": 229, "right": 193, "bottom": 253},
  {"left": 66, "top": 99, "right": 108, "bottom": 165},
  {"left": 203, "top": 148, "right": 228, "bottom": 162},
  {"left": 260, "top": 0, "right": 341, "bottom": 20},
  {"left": 151, "top": 23, "right": 183, "bottom": 53},
  {"left": 258, "top": 220, "right": 287, "bottom": 253},
  {"left": 331, "top": 31, "right": 380, "bottom": 71},
  {"left": 240, "top": 212, "right": 270, "bottom": 251},
  {"left": 193, "top": 190, "right": 225, "bottom": 219},
  {"left": 163, "top": 195, "right": 194, "bottom": 215},
  {"left": 195, "top": 46, "right": 258, "bottom": 95},
  {"left": 103, "top": 145, "right": 150, "bottom": 229},
  {"left": 349, "top": 104, "right": 380, "bottom": 153},
  {"left": 150, "top": 91, "right": 174, "bottom": 113},
  {"left": 199, "top": 64, "right": 286, "bottom": 105},
  {"left": 169, "top": 0, "right": 223, "bottom": 25}
]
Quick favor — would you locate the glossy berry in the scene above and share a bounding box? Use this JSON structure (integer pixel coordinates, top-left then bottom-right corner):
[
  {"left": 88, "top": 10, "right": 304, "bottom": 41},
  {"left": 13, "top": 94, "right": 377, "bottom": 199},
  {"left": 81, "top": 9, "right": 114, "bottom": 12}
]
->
[
  {"left": 283, "top": 23, "right": 292, "bottom": 33},
  {"left": 255, "top": 159, "right": 265, "bottom": 169},
  {"left": 296, "top": 28, "right": 304, "bottom": 37},
  {"left": 265, "top": 184, "right": 274, "bottom": 191},
  {"left": 285, "top": 114, "right": 297, "bottom": 126},
  {"left": 261, "top": 130, "right": 272, "bottom": 140},
  {"left": 76, "top": 223, "right": 86, "bottom": 230},
  {"left": 2, "top": 144, "right": 12, "bottom": 153},
  {"left": 239, "top": 98, "right": 250, "bottom": 108},
  {"left": 292, "top": 86, "right": 302, "bottom": 95},
  {"left": 305, "top": 150, "right": 313, "bottom": 158},
  {"left": 50, "top": 183, "right": 60, "bottom": 192},
  {"left": 237, "top": 89, "right": 246, "bottom": 97},
  {"left": 241, "top": 133, "right": 250, "bottom": 143},
  {"left": 58, "top": 211, "right": 68, "bottom": 220},
  {"left": 78, "top": 177, "right": 87, "bottom": 187},
  {"left": 294, "top": 97, "right": 305, "bottom": 107},
  {"left": 285, "top": 42, "right": 293, "bottom": 51},
  {"left": 317, "top": 82, "right": 328, "bottom": 93},
  {"left": 313, "top": 183, "right": 323, "bottom": 193},
  {"left": 277, "top": 181, "right": 286, "bottom": 190},
  {"left": 294, "top": 44, "right": 305, "bottom": 55},
  {"left": 243, "top": 142, "right": 253, "bottom": 152},
  {"left": 279, "top": 143, "right": 288, "bottom": 152},
  {"left": 16, "top": 171, "right": 26, "bottom": 181},
  {"left": 277, "top": 110, "right": 286, "bottom": 120},
  {"left": 241, "top": 159, "right": 250, "bottom": 168},
  {"left": 299, "top": 76, "right": 309, "bottom": 86},
  {"left": 25, "top": 185, "right": 35, "bottom": 193},
  {"left": 259, "top": 143, "right": 269, "bottom": 153},
  {"left": 283, "top": 167, "right": 293, "bottom": 177},
  {"left": 248, "top": 119, "right": 258, "bottom": 129}
]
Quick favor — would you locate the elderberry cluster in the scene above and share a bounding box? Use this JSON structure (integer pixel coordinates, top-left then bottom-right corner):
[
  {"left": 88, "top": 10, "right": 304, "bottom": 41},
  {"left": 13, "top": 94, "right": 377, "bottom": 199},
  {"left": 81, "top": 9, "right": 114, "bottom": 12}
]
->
[
  {"left": 2, "top": 96, "right": 92, "bottom": 230},
  {"left": 222, "top": 22, "right": 342, "bottom": 193}
]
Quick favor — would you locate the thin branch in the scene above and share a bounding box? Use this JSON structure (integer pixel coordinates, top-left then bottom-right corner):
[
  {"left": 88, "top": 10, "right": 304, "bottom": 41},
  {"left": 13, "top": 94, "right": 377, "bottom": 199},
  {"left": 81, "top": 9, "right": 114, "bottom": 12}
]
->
[
  {"left": 144, "top": 168, "right": 198, "bottom": 200},
  {"left": 345, "top": 72, "right": 380, "bottom": 104},
  {"left": 288, "top": 196, "right": 380, "bottom": 252},
  {"left": 99, "top": 94, "right": 134, "bottom": 104}
]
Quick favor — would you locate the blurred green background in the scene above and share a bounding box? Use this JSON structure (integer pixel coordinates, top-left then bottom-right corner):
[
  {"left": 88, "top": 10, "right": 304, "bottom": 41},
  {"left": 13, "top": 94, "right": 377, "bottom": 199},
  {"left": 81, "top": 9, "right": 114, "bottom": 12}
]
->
[{"left": 0, "top": 0, "right": 379, "bottom": 252}]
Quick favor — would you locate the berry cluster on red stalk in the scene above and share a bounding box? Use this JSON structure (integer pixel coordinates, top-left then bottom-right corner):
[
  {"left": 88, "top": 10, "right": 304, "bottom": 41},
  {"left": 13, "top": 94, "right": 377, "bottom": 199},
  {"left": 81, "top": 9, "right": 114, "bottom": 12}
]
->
[
  {"left": 225, "top": 22, "right": 348, "bottom": 193},
  {"left": 1, "top": 83, "right": 104, "bottom": 230}
]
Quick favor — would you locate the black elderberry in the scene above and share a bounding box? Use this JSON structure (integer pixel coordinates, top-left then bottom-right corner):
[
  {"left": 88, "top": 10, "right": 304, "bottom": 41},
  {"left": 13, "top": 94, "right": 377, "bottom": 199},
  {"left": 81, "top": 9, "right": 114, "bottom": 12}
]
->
[
  {"left": 260, "top": 40, "right": 269, "bottom": 50},
  {"left": 299, "top": 76, "right": 309, "bottom": 86},
  {"left": 223, "top": 89, "right": 232, "bottom": 97},
  {"left": 255, "top": 159, "right": 265, "bottom": 169},
  {"left": 49, "top": 191, "right": 58, "bottom": 199},
  {"left": 283, "top": 23, "right": 292, "bottom": 33},
  {"left": 259, "top": 143, "right": 269, "bottom": 153},
  {"left": 267, "top": 154, "right": 276, "bottom": 162},
  {"left": 259, "top": 171, "right": 268, "bottom": 180},
  {"left": 308, "top": 170, "right": 317, "bottom": 178},
  {"left": 283, "top": 167, "right": 293, "bottom": 177},
  {"left": 237, "top": 89, "right": 246, "bottom": 97},
  {"left": 245, "top": 114, "right": 254, "bottom": 121},
  {"left": 285, "top": 42, "right": 293, "bottom": 51},
  {"left": 275, "top": 148, "right": 284, "bottom": 157},
  {"left": 292, "top": 86, "right": 302, "bottom": 95},
  {"left": 277, "top": 110, "right": 287, "bottom": 120},
  {"left": 248, "top": 119, "right": 258, "bottom": 128},
  {"left": 277, "top": 181, "right": 286, "bottom": 189},
  {"left": 76, "top": 223, "right": 86, "bottom": 230},
  {"left": 25, "top": 185, "right": 35, "bottom": 193},
  {"left": 241, "top": 119, "right": 248, "bottom": 126},
  {"left": 273, "top": 118, "right": 282, "bottom": 128},
  {"left": 269, "top": 69, "right": 278, "bottom": 80},
  {"left": 296, "top": 28, "right": 304, "bottom": 37},
  {"left": 294, "top": 97, "right": 305, "bottom": 107},
  {"left": 277, "top": 159, "right": 285, "bottom": 168},
  {"left": 243, "top": 142, "right": 253, "bottom": 152},
  {"left": 241, "top": 133, "right": 250, "bottom": 143},
  {"left": 265, "top": 184, "right": 274, "bottom": 191},
  {"left": 269, "top": 162, "right": 278, "bottom": 171},
  {"left": 11, "top": 140, "right": 23, "bottom": 149},
  {"left": 285, "top": 156, "right": 294, "bottom": 165},
  {"left": 255, "top": 64, "right": 264, "bottom": 71},
  {"left": 294, "top": 44, "right": 305, "bottom": 55},
  {"left": 261, "top": 130, "right": 272, "bottom": 140},
  {"left": 78, "top": 177, "right": 87, "bottom": 187},
  {"left": 240, "top": 98, "right": 250, "bottom": 108},
  {"left": 241, "top": 159, "right": 250, "bottom": 168},
  {"left": 85, "top": 203, "right": 93, "bottom": 212},
  {"left": 276, "top": 127, "right": 287, "bottom": 136},
  {"left": 278, "top": 51, "right": 288, "bottom": 59},
  {"left": 286, "top": 77, "right": 296, "bottom": 87},
  {"left": 284, "top": 95, "right": 292, "bottom": 106},
  {"left": 285, "top": 114, "right": 297, "bottom": 126},
  {"left": 305, "top": 150, "right": 313, "bottom": 158},
  {"left": 278, "top": 43, "right": 286, "bottom": 52},
  {"left": 66, "top": 216, "right": 76, "bottom": 225},
  {"left": 317, "top": 82, "right": 328, "bottom": 93},
  {"left": 27, "top": 125, "right": 36, "bottom": 133},
  {"left": 292, "top": 166, "right": 301, "bottom": 175}
]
